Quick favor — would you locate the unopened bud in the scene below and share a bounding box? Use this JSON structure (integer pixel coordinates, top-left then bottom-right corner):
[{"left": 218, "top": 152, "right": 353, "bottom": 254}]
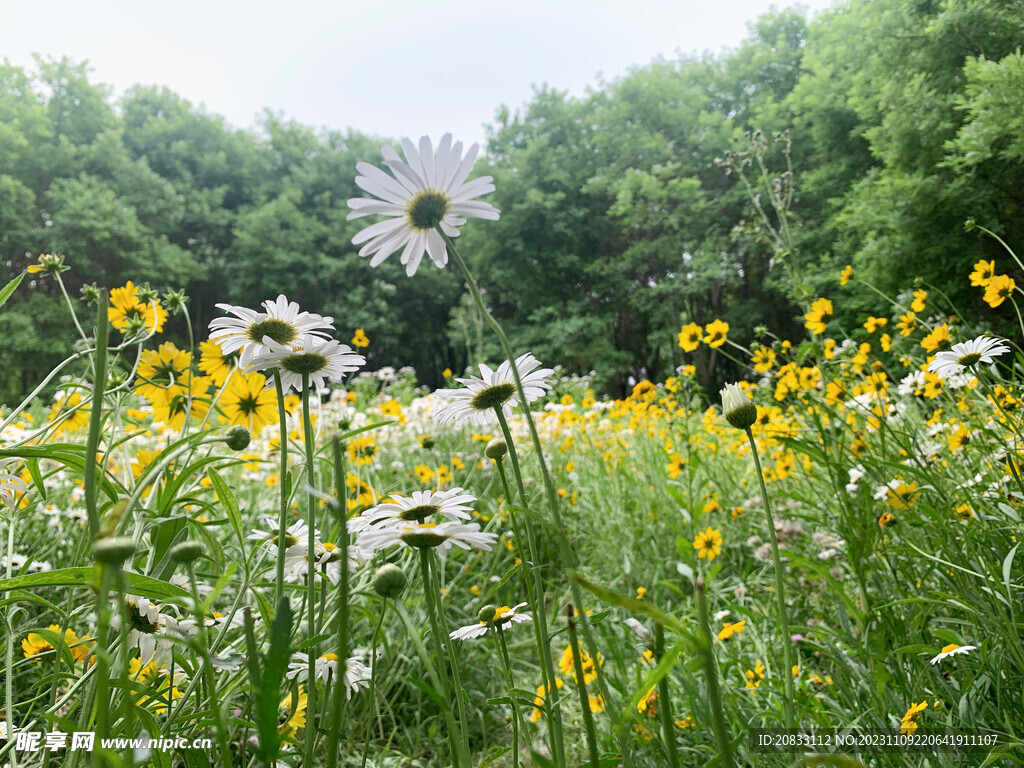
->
[
  {"left": 372, "top": 564, "right": 406, "bottom": 600},
  {"left": 477, "top": 604, "right": 498, "bottom": 624},
  {"left": 169, "top": 541, "right": 204, "bottom": 564},
  {"left": 225, "top": 426, "right": 250, "bottom": 451},
  {"left": 92, "top": 537, "right": 136, "bottom": 565},
  {"left": 485, "top": 438, "right": 508, "bottom": 460},
  {"left": 720, "top": 383, "right": 757, "bottom": 431}
]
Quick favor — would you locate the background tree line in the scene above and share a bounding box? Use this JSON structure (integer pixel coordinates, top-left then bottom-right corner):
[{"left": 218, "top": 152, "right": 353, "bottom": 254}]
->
[{"left": 1, "top": 0, "right": 1022, "bottom": 403}]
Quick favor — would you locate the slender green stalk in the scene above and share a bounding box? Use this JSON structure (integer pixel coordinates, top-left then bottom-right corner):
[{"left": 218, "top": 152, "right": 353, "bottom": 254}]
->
[
  {"left": 567, "top": 604, "right": 600, "bottom": 768},
  {"left": 326, "top": 438, "right": 350, "bottom": 768},
  {"left": 273, "top": 370, "right": 290, "bottom": 608},
  {"left": 449, "top": 235, "right": 631, "bottom": 766},
  {"left": 654, "top": 624, "right": 681, "bottom": 768},
  {"left": 359, "top": 605, "right": 388, "bottom": 768},
  {"left": 494, "top": 624, "right": 524, "bottom": 768},
  {"left": 416, "top": 549, "right": 467, "bottom": 768},
  {"left": 186, "top": 562, "right": 233, "bottom": 767},
  {"left": 301, "top": 373, "right": 319, "bottom": 763},
  {"left": 744, "top": 428, "right": 796, "bottom": 728},
  {"left": 4, "top": 512, "right": 18, "bottom": 768},
  {"left": 91, "top": 565, "right": 112, "bottom": 768},
  {"left": 695, "top": 581, "right": 734, "bottom": 768},
  {"left": 492, "top": 410, "right": 564, "bottom": 765},
  {"left": 84, "top": 292, "right": 109, "bottom": 541}
]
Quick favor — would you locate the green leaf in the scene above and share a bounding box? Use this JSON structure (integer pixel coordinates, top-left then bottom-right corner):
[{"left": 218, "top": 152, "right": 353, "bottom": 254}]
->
[
  {"left": 569, "top": 572, "right": 694, "bottom": 641},
  {"left": 207, "top": 467, "right": 244, "bottom": 555},
  {"left": 0, "top": 567, "right": 188, "bottom": 601},
  {"left": 0, "top": 272, "right": 24, "bottom": 311},
  {"left": 256, "top": 596, "right": 292, "bottom": 762}
]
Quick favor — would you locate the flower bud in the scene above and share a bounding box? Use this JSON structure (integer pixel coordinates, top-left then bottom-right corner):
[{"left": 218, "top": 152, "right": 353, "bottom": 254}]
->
[
  {"left": 720, "top": 383, "right": 757, "bottom": 431},
  {"left": 225, "top": 426, "right": 251, "bottom": 451},
  {"left": 477, "top": 604, "right": 498, "bottom": 624},
  {"left": 372, "top": 564, "right": 406, "bottom": 600},
  {"left": 485, "top": 439, "right": 508, "bottom": 460},
  {"left": 92, "top": 537, "right": 136, "bottom": 565},
  {"left": 169, "top": 541, "right": 204, "bottom": 564}
]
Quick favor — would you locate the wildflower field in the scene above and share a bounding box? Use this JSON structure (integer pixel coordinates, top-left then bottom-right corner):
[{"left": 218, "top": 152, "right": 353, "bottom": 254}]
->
[{"left": 1, "top": 129, "right": 1024, "bottom": 768}]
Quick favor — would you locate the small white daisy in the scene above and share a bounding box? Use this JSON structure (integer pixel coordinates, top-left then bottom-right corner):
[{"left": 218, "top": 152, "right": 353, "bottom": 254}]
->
[
  {"left": 350, "top": 488, "right": 477, "bottom": 532},
  {"left": 287, "top": 652, "right": 372, "bottom": 698},
  {"left": 433, "top": 353, "right": 553, "bottom": 427},
  {"left": 347, "top": 134, "right": 500, "bottom": 276},
  {"left": 449, "top": 603, "right": 532, "bottom": 641},
  {"left": 359, "top": 520, "right": 498, "bottom": 557},
  {"left": 929, "top": 643, "right": 976, "bottom": 664},
  {"left": 248, "top": 334, "right": 365, "bottom": 393},
  {"left": 123, "top": 596, "right": 184, "bottom": 665},
  {"left": 209, "top": 295, "right": 335, "bottom": 367},
  {"left": 928, "top": 335, "right": 1010, "bottom": 379},
  {"left": 248, "top": 516, "right": 311, "bottom": 549},
  {"left": 314, "top": 541, "right": 369, "bottom": 585}
]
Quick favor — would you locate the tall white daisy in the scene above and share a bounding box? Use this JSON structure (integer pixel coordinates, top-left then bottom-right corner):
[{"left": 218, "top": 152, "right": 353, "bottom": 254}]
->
[
  {"left": 359, "top": 520, "right": 498, "bottom": 557},
  {"left": 433, "top": 353, "right": 553, "bottom": 427},
  {"left": 449, "top": 603, "right": 532, "bottom": 641},
  {"left": 929, "top": 643, "right": 976, "bottom": 664},
  {"left": 347, "top": 134, "right": 500, "bottom": 276},
  {"left": 249, "top": 334, "right": 365, "bottom": 393},
  {"left": 209, "top": 295, "right": 335, "bottom": 367},
  {"left": 350, "top": 488, "right": 477, "bottom": 532},
  {"left": 928, "top": 335, "right": 1010, "bottom": 379},
  {"left": 287, "top": 652, "right": 371, "bottom": 698}
]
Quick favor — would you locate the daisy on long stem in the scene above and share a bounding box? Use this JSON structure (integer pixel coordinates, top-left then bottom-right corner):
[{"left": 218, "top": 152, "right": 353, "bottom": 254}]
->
[{"left": 720, "top": 382, "right": 796, "bottom": 728}]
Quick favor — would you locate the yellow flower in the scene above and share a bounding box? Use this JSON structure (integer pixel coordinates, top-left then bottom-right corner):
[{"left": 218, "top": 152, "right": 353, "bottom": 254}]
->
[
  {"left": 947, "top": 423, "right": 971, "bottom": 451},
  {"left": 351, "top": 328, "right": 370, "bottom": 348},
  {"left": 920, "top": 324, "right": 950, "bottom": 352},
  {"left": 678, "top": 322, "right": 703, "bottom": 352},
  {"left": 744, "top": 660, "right": 765, "bottom": 689},
  {"left": 751, "top": 347, "right": 776, "bottom": 373},
  {"left": 279, "top": 689, "right": 308, "bottom": 737},
  {"left": 880, "top": 333, "right": 893, "bottom": 352},
  {"left": 530, "top": 678, "right": 564, "bottom": 723},
  {"left": 804, "top": 298, "right": 833, "bottom": 335},
  {"left": 900, "top": 700, "right": 927, "bottom": 734},
  {"left": 666, "top": 453, "right": 685, "bottom": 479},
  {"left": 674, "top": 717, "right": 694, "bottom": 729},
  {"left": 135, "top": 342, "right": 192, "bottom": 406},
  {"left": 637, "top": 688, "right": 658, "bottom": 717},
  {"left": 703, "top": 320, "right": 729, "bottom": 348},
  {"left": 984, "top": 274, "right": 1015, "bottom": 308},
  {"left": 717, "top": 620, "right": 746, "bottom": 642},
  {"left": 589, "top": 694, "right": 606, "bottom": 713},
  {"left": 839, "top": 264, "right": 853, "bottom": 285},
  {"left": 442, "top": 368, "right": 453, "bottom": 378},
  {"left": 220, "top": 371, "right": 276, "bottom": 434},
  {"left": 49, "top": 391, "right": 90, "bottom": 436},
  {"left": 22, "top": 625, "right": 92, "bottom": 663},
  {"left": 884, "top": 480, "right": 920, "bottom": 510},
  {"left": 911, "top": 289, "right": 927, "bottom": 313},
  {"left": 347, "top": 435, "right": 378, "bottom": 466},
  {"left": 108, "top": 281, "right": 167, "bottom": 335},
  {"left": 129, "top": 657, "right": 183, "bottom": 715},
  {"left": 198, "top": 340, "right": 238, "bottom": 386},
  {"left": 969, "top": 259, "right": 995, "bottom": 287},
  {"left": 559, "top": 646, "right": 602, "bottom": 684},
  {"left": 896, "top": 312, "right": 917, "bottom": 336},
  {"left": 414, "top": 464, "right": 435, "bottom": 484},
  {"left": 878, "top": 511, "right": 896, "bottom": 528},
  {"left": 636, "top": 586, "right": 647, "bottom": 599},
  {"left": 955, "top": 502, "right": 974, "bottom": 521},
  {"left": 863, "top": 316, "right": 888, "bottom": 333},
  {"left": 693, "top": 526, "right": 723, "bottom": 561}
]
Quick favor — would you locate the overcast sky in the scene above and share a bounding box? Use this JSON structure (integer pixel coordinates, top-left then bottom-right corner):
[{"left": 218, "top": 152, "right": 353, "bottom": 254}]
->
[{"left": 2, "top": 0, "right": 837, "bottom": 146}]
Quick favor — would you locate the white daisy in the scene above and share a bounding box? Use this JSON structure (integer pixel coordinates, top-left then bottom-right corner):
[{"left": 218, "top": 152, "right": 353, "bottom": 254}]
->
[
  {"left": 928, "top": 335, "right": 1010, "bottom": 379},
  {"left": 433, "top": 353, "right": 553, "bottom": 427},
  {"left": 123, "top": 596, "right": 185, "bottom": 665},
  {"left": 449, "top": 603, "right": 532, "bottom": 641},
  {"left": 314, "top": 541, "right": 369, "bottom": 585},
  {"left": 248, "top": 334, "right": 365, "bottom": 393},
  {"left": 929, "top": 643, "right": 976, "bottom": 664},
  {"left": 248, "top": 516, "right": 310, "bottom": 549},
  {"left": 209, "top": 295, "right": 335, "bottom": 367},
  {"left": 288, "top": 652, "right": 371, "bottom": 698},
  {"left": 350, "top": 488, "right": 477, "bottom": 532},
  {"left": 347, "top": 133, "right": 500, "bottom": 276},
  {"left": 359, "top": 520, "right": 498, "bottom": 557},
  {"left": 0, "top": 461, "right": 25, "bottom": 509}
]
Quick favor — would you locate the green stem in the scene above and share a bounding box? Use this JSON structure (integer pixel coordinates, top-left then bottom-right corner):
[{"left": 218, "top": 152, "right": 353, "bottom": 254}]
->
[
  {"left": 416, "top": 549, "right": 467, "bottom": 768},
  {"left": 695, "top": 581, "right": 734, "bottom": 768},
  {"left": 301, "top": 373, "right": 319, "bottom": 763},
  {"left": 359, "top": 605, "right": 388, "bottom": 768},
  {"left": 84, "top": 292, "right": 109, "bottom": 541},
  {"left": 494, "top": 624, "right": 523, "bottom": 768},
  {"left": 655, "top": 624, "right": 681, "bottom": 768},
  {"left": 567, "top": 604, "right": 601, "bottom": 768},
  {"left": 187, "top": 562, "right": 233, "bottom": 767},
  {"left": 273, "top": 370, "right": 290, "bottom": 608},
  {"left": 745, "top": 428, "right": 796, "bottom": 728},
  {"left": 327, "top": 438, "right": 350, "bottom": 768}
]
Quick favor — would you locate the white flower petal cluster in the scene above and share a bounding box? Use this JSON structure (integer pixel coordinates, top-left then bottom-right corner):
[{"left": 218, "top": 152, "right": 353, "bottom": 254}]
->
[
  {"left": 433, "top": 353, "right": 553, "bottom": 427},
  {"left": 928, "top": 335, "right": 1010, "bottom": 379},
  {"left": 347, "top": 134, "right": 500, "bottom": 276},
  {"left": 449, "top": 603, "right": 532, "bottom": 641}
]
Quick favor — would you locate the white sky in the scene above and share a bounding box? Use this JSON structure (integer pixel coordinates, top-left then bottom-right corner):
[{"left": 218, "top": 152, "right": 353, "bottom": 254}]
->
[{"left": 1, "top": 0, "right": 837, "bottom": 145}]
